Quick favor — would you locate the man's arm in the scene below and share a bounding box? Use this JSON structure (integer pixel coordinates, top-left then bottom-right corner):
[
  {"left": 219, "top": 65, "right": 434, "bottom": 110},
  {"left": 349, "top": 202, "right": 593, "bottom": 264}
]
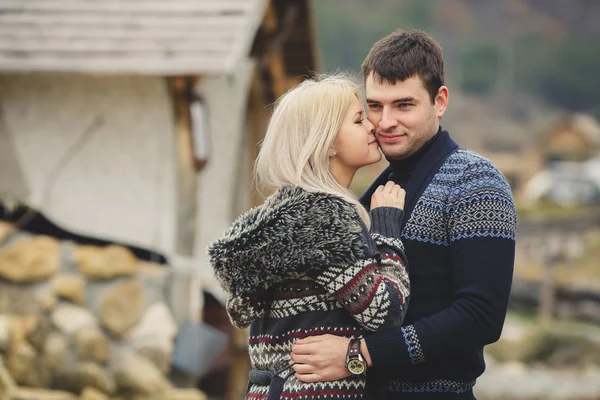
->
[{"left": 292, "top": 159, "right": 517, "bottom": 378}]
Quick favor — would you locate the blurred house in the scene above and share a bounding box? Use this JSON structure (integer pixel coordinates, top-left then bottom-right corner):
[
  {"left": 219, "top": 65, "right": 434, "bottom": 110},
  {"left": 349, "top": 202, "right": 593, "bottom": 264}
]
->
[
  {"left": 540, "top": 113, "right": 600, "bottom": 164},
  {"left": 0, "top": 0, "right": 318, "bottom": 396},
  {"left": 523, "top": 113, "right": 600, "bottom": 205}
]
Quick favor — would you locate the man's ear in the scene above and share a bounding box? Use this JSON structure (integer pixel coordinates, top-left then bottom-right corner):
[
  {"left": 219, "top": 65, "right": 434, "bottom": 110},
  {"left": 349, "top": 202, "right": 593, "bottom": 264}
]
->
[{"left": 435, "top": 86, "right": 449, "bottom": 118}]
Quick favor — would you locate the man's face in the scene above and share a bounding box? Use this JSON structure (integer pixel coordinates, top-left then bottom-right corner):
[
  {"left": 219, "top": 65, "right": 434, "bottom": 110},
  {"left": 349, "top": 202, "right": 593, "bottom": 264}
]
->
[{"left": 365, "top": 73, "right": 448, "bottom": 160}]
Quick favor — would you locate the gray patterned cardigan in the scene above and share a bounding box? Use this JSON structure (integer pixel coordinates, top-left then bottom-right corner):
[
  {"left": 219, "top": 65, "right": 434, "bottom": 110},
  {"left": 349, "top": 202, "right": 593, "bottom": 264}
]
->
[{"left": 208, "top": 186, "right": 410, "bottom": 399}]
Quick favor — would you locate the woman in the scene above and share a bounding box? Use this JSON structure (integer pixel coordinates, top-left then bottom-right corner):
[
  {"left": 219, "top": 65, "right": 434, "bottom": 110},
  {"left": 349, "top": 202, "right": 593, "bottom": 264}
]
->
[{"left": 208, "top": 75, "right": 410, "bottom": 399}]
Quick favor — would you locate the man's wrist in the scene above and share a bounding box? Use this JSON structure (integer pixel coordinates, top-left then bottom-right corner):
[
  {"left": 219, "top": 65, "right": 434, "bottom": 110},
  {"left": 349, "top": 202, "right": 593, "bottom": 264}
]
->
[{"left": 360, "top": 338, "right": 372, "bottom": 367}]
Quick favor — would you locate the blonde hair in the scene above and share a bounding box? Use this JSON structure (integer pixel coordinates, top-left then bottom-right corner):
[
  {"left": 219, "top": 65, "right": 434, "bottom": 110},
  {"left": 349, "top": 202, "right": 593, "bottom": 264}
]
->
[{"left": 255, "top": 74, "right": 371, "bottom": 226}]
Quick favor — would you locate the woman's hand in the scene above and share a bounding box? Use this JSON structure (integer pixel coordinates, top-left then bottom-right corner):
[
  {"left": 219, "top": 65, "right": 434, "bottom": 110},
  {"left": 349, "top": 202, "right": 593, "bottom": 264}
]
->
[{"left": 371, "top": 181, "right": 405, "bottom": 210}]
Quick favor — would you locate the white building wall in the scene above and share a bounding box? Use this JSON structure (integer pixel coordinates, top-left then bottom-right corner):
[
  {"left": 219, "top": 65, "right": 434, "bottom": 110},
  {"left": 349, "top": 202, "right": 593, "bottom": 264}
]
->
[{"left": 0, "top": 73, "right": 177, "bottom": 255}]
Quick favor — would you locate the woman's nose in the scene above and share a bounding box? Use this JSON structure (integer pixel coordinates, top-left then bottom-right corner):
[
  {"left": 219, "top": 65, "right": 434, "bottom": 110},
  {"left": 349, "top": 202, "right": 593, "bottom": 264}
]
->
[{"left": 365, "top": 118, "right": 375, "bottom": 133}]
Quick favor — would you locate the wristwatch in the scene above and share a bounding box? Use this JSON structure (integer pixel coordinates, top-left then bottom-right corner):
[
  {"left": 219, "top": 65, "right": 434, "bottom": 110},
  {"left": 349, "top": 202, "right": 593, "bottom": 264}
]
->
[{"left": 345, "top": 338, "right": 367, "bottom": 376}]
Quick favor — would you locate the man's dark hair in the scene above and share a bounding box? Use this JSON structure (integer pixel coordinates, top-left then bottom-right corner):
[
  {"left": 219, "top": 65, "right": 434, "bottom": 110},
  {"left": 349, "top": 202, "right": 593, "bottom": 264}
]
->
[{"left": 362, "top": 29, "right": 445, "bottom": 104}]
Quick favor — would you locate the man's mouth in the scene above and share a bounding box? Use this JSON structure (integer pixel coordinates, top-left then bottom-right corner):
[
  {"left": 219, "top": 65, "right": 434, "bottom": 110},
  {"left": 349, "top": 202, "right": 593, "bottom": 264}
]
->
[{"left": 378, "top": 134, "right": 406, "bottom": 144}]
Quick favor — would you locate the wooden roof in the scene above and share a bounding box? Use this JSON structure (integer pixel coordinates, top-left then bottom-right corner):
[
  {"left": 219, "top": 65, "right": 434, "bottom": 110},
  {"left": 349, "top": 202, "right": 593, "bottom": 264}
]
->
[{"left": 0, "top": 0, "right": 268, "bottom": 75}]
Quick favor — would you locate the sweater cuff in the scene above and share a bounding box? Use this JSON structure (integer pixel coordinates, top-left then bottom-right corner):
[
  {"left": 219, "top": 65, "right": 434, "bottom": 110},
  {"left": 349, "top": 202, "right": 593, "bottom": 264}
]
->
[
  {"left": 364, "top": 326, "right": 412, "bottom": 369},
  {"left": 370, "top": 207, "right": 404, "bottom": 238}
]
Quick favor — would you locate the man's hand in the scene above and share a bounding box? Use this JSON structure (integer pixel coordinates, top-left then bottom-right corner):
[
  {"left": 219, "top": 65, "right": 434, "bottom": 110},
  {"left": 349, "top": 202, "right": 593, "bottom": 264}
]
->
[{"left": 290, "top": 335, "right": 350, "bottom": 382}]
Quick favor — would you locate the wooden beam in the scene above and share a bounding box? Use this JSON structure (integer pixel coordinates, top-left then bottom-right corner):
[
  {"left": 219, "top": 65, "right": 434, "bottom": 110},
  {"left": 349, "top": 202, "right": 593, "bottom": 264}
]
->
[
  {"left": 263, "top": 3, "right": 278, "bottom": 33},
  {"left": 169, "top": 77, "right": 199, "bottom": 257},
  {"left": 0, "top": 13, "right": 248, "bottom": 28},
  {"left": 0, "top": 56, "right": 230, "bottom": 75},
  {"left": 268, "top": 51, "right": 289, "bottom": 99},
  {"left": 0, "top": 0, "right": 256, "bottom": 13},
  {"left": 0, "top": 38, "right": 234, "bottom": 53}
]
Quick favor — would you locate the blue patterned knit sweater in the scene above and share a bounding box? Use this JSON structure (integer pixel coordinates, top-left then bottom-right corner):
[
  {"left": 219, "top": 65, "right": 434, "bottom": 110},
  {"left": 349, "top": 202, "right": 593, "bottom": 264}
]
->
[{"left": 360, "top": 131, "right": 517, "bottom": 399}]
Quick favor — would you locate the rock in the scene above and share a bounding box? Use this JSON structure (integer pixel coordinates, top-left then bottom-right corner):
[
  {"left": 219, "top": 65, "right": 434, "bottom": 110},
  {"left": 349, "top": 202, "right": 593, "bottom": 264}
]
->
[
  {"left": 51, "top": 303, "right": 97, "bottom": 336},
  {"left": 164, "top": 388, "right": 208, "bottom": 400},
  {"left": 0, "top": 315, "right": 10, "bottom": 352},
  {"left": 7, "top": 337, "right": 39, "bottom": 386},
  {"left": 111, "top": 347, "right": 170, "bottom": 395},
  {"left": 0, "top": 221, "right": 14, "bottom": 244},
  {"left": 38, "top": 291, "right": 58, "bottom": 312},
  {"left": 12, "top": 388, "right": 78, "bottom": 400},
  {"left": 12, "top": 315, "right": 40, "bottom": 341},
  {"left": 100, "top": 280, "right": 145, "bottom": 338},
  {"left": 74, "top": 327, "right": 111, "bottom": 364},
  {"left": 135, "top": 346, "right": 172, "bottom": 374},
  {"left": 0, "top": 280, "right": 46, "bottom": 315},
  {"left": 8, "top": 317, "right": 53, "bottom": 387},
  {"left": 77, "top": 363, "right": 115, "bottom": 394},
  {"left": 0, "top": 236, "right": 60, "bottom": 282},
  {"left": 53, "top": 274, "right": 86, "bottom": 305},
  {"left": 0, "top": 357, "right": 17, "bottom": 396},
  {"left": 80, "top": 387, "right": 109, "bottom": 400},
  {"left": 127, "top": 302, "right": 177, "bottom": 372},
  {"left": 75, "top": 245, "right": 138, "bottom": 279},
  {"left": 27, "top": 316, "right": 53, "bottom": 351},
  {"left": 42, "top": 331, "right": 70, "bottom": 370},
  {"left": 128, "top": 302, "right": 177, "bottom": 344},
  {"left": 54, "top": 362, "right": 116, "bottom": 395}
]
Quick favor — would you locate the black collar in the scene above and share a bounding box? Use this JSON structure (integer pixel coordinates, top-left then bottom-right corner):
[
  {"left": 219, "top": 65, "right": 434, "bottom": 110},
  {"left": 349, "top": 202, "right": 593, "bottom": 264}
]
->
[
  {"left": 360, "top": 130, "right": 459, "bottom": 230},
  {"left": 388, "top": 127, "right": 442, "bottom": 186}
]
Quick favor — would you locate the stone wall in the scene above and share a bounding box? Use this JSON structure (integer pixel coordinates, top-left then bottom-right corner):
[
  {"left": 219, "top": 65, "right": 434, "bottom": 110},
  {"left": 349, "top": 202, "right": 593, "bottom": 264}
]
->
[{"left": 0, "top": 222, "right": 207, "bottom": 400}]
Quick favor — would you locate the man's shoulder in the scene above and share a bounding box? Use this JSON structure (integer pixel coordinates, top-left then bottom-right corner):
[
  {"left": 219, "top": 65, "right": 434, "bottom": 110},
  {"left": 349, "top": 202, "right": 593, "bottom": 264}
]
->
[
  {"left": 442, "top": 149, "right": 513, "bottom": 197},
  {"left": 445, "top": 149, "right": 507, "bottom": 179},
  {"left": 446, "top": 148, "right": 496, "bottom": 168}
]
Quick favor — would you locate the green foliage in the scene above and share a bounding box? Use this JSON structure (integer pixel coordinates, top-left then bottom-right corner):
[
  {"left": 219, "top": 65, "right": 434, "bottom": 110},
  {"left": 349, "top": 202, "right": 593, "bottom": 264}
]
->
[
  {"left": 538, "top": 38, "right": 600, "bottom": 112},
  {"left": 313, "top": 0, "right": 433, "bottom": 73},
  {"left": 314, "top": 1, "right": 599, "bottom": 115},
  {"left": 459, "top": 43, "right": 499, "bottom": 95}
]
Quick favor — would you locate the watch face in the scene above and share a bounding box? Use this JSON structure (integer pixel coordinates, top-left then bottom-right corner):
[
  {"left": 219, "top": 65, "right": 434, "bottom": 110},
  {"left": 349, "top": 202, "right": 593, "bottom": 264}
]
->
[{"left": 347, "top": 358, "right": 366, "bottom": 375}]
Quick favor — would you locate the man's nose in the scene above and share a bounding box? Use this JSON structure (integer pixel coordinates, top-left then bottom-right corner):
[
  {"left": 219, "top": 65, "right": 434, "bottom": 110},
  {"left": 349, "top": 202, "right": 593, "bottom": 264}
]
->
[{"left": 379, "top": 108, "right": 397, "bottom": 131}]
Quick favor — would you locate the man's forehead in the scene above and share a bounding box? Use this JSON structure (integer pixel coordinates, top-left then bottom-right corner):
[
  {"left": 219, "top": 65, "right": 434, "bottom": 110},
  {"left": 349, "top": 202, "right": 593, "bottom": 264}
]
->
[{"left": 365, "top": 74, "right": 426, "bottom": 101}]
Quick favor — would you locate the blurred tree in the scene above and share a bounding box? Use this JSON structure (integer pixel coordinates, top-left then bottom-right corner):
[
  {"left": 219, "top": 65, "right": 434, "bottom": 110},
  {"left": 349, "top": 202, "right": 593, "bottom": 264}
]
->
[
  {"left": 460, "top": 43, "right": 500, "bottom": 95},
  {"left": 539, "top": 38, "right": 600, "bottom": 113}
]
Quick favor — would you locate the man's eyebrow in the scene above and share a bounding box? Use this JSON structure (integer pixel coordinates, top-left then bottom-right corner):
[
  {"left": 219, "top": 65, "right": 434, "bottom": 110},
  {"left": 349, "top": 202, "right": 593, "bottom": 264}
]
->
[{"left": 366, "top": 97, "right": 416, "bottom": 104}]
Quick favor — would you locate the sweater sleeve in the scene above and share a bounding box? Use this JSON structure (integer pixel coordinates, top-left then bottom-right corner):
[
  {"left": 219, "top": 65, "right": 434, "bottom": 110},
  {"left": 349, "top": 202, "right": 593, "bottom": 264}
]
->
[
  {"left": 363, "top": 159, "right": 517, "bottom": 367},
  {"left": 308, "top": 207, "right": 410, "bottom": 332}
]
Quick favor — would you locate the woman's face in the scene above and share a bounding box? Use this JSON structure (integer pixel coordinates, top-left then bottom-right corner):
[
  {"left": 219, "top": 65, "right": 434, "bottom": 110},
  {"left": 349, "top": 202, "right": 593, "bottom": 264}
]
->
[{"left": 331, "top": 95, "right": 381, "bottom": 172}]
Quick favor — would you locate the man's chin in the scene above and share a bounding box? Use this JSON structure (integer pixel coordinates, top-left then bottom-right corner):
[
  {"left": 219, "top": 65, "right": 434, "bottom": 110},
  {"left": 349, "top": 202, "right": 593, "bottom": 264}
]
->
[{"left": 381, "top": 147, "right": 410, "bottom": 161}]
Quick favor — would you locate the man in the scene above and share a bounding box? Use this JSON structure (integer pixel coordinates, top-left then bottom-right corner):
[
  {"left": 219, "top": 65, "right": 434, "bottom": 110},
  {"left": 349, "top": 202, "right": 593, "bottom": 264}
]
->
[{"left": 290, "top": 30, "right": 517, "bottom": 399}]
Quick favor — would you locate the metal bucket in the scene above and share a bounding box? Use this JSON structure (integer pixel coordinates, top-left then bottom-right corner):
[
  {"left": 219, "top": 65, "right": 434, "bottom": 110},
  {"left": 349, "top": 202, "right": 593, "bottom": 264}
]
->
[{"left": 172, "top": 319, "right": 228, "bottom": 377}]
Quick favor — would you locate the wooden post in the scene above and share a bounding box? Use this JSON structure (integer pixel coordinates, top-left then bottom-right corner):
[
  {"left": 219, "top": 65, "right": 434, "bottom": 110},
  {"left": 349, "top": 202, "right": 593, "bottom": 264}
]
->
[
  {"left": 539, "top": 232, "right": 561, "bottom": 327},
  {"left": 169, "top": 77, "right": 199, "bottom": 257},
  {"left": 539, "top": 254, "right": 556, "bottom": 327}
]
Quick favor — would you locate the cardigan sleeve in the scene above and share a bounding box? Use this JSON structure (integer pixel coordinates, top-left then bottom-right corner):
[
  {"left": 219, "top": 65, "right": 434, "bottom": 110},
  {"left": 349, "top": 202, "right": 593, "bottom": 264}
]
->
[
  {"left": 363, "top": 159, "right": 517, "bottom": 367},
  {"left": 308, "top": 206, "right": 410, "bottom": 332}
]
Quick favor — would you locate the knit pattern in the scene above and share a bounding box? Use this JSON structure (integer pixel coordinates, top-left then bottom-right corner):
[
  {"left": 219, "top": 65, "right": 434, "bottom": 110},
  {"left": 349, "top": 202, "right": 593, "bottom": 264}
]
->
[
  {"left": 402, "top": 149, "right": 517, "bottom": 245},
  {"left": 401, "top": 326, "right": 425, "bottom": 364},
  {"left": 247, "top": 377, "right": 367, "bottom": 400},
  {"left": 208, "top": 186, "right": 410, "bottom": 399},
  {"left": 386, "top": 379, "right": 476, "bottom": 394},
  {"left": 362, "top": 141, "right": 517, "bottom": 398}
]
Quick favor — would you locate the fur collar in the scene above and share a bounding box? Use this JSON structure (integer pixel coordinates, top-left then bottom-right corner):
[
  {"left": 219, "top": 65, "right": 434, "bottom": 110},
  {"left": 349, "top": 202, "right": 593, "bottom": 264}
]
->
[{"left": 208, "top": 186, "right": 376, "bottom": 298}]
